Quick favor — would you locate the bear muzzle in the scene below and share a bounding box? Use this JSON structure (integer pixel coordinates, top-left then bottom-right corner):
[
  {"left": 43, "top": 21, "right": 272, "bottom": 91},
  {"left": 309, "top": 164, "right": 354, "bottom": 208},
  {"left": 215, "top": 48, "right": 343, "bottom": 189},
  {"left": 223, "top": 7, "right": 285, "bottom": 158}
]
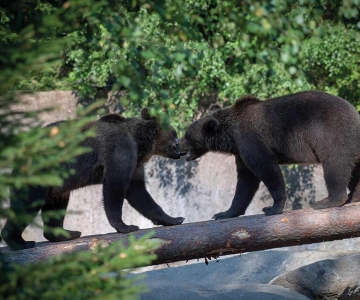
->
[
  {"left": 177, "top": 140, "right": 197, "bottom": 161},
  {"left": 174, "top": 138, "right": 188, "bottom": 157}
]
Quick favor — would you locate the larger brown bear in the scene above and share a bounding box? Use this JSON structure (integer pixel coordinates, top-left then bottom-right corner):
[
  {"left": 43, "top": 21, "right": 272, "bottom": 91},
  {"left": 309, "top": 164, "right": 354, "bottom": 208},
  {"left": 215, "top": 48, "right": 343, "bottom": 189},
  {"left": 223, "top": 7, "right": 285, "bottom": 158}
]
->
[
  {"left": 179, "top": 91, "right": 360, "bottom": 219},
  {"left": 2, "top": 108, "right": 185, "bottom": 250}
]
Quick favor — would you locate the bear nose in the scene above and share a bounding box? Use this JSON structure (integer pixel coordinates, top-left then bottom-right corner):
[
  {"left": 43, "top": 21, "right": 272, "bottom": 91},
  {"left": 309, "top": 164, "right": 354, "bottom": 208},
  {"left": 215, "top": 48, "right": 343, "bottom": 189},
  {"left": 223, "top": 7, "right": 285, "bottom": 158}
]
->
[{"left": 174, "top": 138, "right": 187, "bottom": 156}]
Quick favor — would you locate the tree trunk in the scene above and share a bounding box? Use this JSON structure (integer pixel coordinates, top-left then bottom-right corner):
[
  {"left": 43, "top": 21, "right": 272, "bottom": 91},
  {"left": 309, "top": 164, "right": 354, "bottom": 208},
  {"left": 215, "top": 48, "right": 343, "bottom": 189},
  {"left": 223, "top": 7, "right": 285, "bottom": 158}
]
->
[{"left": 2, "top": 203, "right": 360, "bottom": 266}]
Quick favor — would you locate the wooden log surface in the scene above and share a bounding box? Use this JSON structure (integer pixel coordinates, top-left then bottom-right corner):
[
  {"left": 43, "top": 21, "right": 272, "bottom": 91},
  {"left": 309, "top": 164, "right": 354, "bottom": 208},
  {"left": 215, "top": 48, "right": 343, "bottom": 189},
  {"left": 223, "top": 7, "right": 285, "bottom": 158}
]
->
[{"left": 1, "top": 203, "right": 360, "bottom": 266}]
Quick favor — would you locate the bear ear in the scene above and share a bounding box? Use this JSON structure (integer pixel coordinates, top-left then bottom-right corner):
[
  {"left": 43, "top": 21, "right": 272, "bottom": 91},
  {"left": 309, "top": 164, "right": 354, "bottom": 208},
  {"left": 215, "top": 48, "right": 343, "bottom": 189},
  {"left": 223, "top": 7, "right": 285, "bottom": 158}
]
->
[
  {"left": 141, "top": 107, "right": 151, "bottom": 120},
  {"left": 210, "top": 104, "right": 221, "bottom": 112},
  {"left": 204, "top": 118, "right": 220, "bottom": 133}
]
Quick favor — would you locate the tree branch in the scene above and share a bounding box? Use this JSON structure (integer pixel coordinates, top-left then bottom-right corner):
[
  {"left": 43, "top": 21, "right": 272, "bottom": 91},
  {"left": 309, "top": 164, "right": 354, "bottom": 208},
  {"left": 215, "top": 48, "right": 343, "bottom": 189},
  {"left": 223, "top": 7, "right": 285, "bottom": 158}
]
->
[{"left": 2, "top": 203, "right": 360, "bottom": 266}]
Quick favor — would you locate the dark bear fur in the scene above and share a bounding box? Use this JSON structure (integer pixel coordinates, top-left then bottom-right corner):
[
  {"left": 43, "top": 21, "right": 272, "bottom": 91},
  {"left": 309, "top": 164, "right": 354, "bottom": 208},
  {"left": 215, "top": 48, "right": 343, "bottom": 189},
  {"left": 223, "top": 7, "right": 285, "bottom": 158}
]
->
[
  {"left": 179, "top": 91, "right": 360, "bottom": 219},
  {"left": 2, "top": 108, "right": 185, "bottom": 250}
]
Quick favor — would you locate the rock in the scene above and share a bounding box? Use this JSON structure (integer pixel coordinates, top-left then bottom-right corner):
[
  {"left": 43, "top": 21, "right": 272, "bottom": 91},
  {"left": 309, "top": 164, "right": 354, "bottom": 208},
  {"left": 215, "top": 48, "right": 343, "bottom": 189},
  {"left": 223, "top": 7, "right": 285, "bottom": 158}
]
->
[
  {"left": 235, "top": 249, "right": 356, "bottom": 284},
  {"left": 270, "top": 253, "right": 360, "bottom": 299},
  {"left": 141, "top": 283, "right": 310, "bottom": 300},
  {"left": 305, "top": 237, "right": 360, "bottom": 252},
  {"left": 135, "top": 250, "right": 358, "bottom": 299},
  {"left": 135, "top": 249, "right": 355, "bottom": 285}
]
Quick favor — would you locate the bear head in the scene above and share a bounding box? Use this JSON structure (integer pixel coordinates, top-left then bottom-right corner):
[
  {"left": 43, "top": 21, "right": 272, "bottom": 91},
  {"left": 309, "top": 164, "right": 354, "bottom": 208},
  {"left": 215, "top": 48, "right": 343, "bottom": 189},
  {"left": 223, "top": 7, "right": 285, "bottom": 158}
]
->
[
  {"left": 179, "top": 96, "right": 261, "bottom": 161},
  {"left": 179, "top": 105, "right": 221, "bottom": 161},
  {"left": 141, "top": 108, "right": 187, "bottom": 160}
]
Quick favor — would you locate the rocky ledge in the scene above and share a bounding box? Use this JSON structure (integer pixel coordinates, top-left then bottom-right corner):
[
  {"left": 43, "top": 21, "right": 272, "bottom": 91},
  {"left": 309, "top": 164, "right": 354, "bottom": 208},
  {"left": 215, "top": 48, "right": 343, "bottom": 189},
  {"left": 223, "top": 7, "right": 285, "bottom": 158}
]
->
[{"left": 136, "top": 249, "right": 360, "bottom": 300}]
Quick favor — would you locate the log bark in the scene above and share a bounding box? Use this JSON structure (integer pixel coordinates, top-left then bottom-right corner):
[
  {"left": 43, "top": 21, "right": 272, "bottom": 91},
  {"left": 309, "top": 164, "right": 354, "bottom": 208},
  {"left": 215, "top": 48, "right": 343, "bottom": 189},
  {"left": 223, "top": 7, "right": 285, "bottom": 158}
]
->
[{"left": 1, "top": 203, "right": 360, "bottom": 266}]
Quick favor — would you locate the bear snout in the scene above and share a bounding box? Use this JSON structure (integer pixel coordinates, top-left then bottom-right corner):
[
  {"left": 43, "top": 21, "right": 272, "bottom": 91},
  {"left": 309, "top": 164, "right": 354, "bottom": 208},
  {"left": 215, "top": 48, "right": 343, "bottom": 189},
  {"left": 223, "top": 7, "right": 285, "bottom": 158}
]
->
[
  {"left": 177, "top": 138, "right": 190, "bottom": 156},
  {"left": 173, "top": 143, "right": 188, "bottom": 157}
]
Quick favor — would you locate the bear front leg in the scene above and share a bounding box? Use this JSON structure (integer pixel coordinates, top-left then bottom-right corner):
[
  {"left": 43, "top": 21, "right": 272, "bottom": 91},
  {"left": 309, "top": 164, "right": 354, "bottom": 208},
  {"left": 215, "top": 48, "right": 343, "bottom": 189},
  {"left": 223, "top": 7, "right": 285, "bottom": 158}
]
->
[
  {"left": 103, "top": 178, "right": 139, "bottom": 233},
  {"left": 126, "top": 165, "right": 185, "bottom": 226},
  {"left": 255, "top": 162, "right": 287, "bottom": 216},
  {"left": 103, "top": 147, "right": 139, "bottom": 233},
  {"left": 238, "top": 137, "right": 287, "bottom": 216},
  {"left": 213, "top": 157, "right": 260, "bottom": 220},
  {"left": 1, "top": 186, "right": 44, "bottom": 250},
  {"left": 126, "top": 181, "right": 185, "bottom": 226}
]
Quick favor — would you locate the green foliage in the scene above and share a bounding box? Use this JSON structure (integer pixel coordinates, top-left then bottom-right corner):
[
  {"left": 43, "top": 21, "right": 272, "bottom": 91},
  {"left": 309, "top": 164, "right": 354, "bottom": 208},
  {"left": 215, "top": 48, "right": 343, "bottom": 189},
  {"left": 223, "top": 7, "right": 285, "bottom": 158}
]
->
[
  {"left": 0, "top": 234, "right": 157, "bottom": 300},
  {"left": 0, "top": 95, "right": 154, "bottom": 299},
  {"left": 302, "top": 23, "right": 360, "bottom": 106},
  {"left": 0, "top": 2, "right": 157, "bottom": 299},
  {"left": 0, "top": 2, "right": 358, "bottom": 117},
  {"left": 2, "top": 0, "right": 360, "bottom": 132},
  {"left": 0, "top": 96, "right": 96, "bottom": 204},
  {"left": 0, "top": 1, "right": 360, "bottom": 298}
]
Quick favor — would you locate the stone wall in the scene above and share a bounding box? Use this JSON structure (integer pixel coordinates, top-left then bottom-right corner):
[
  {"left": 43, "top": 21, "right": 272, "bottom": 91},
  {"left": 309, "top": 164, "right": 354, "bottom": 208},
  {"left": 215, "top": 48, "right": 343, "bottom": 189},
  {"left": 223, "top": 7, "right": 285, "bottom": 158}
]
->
[{"left": 0, "top": 91, "right": 332, "bottom": 245}]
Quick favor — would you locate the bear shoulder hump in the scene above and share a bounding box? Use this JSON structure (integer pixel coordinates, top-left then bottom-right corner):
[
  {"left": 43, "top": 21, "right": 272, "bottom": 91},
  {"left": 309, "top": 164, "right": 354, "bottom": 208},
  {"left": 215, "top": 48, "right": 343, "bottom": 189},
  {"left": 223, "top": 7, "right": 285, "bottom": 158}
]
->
[
  {"left": 99, "top": 114, "right": 125, "bottom": 123},
  {"left": 233, "top": 95, "right": 261, "bottom": 110}
]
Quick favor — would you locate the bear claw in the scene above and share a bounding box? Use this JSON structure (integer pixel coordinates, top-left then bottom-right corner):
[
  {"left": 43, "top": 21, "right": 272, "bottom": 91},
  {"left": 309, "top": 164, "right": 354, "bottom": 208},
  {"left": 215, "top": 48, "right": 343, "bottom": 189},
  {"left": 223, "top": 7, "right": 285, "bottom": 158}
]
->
[{"left": 175, "top": 217, "right": 185, "bottom": 224}]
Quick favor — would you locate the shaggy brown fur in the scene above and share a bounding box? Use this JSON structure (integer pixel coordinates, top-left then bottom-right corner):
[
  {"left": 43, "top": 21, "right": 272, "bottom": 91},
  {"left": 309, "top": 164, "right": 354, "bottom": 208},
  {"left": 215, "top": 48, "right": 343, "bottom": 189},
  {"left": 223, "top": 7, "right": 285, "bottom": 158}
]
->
[
  {"left": 2, "top": 108, "right": 185, "bottom": 250},
  {"left": 179, "top": 91, "right": 360, "bottom": 219}
]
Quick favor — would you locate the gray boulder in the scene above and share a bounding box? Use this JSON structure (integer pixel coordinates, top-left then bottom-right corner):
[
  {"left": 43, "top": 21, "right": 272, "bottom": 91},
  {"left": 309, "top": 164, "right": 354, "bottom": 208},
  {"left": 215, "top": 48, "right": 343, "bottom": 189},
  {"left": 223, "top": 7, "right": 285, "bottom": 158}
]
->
[
  {"left": 141, "top": 283, "right": 310, "bottom": 300},
  {"left": 270, "top": 253, "right": 360, "bottom": 299},
  {"left": 136, "top": 250, "right": 358, "bottom": 300},
  {"left": 137, "top": 250, "right": 355, "bottom": 286}
]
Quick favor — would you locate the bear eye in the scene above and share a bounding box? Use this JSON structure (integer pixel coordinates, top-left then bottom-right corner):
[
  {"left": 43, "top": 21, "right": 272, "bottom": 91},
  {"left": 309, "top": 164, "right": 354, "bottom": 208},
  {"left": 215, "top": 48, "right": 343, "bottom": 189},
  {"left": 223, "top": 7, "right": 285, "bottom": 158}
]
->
[{"left": 171, "top": 129, "right": 177, "bottom": 138}]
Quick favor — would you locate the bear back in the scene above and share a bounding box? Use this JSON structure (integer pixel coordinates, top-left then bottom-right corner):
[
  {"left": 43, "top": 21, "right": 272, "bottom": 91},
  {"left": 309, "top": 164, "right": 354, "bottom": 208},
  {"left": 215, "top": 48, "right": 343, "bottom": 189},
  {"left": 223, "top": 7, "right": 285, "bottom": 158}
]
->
[
  {"left": 99, "top": 114, "right": 125, "bottom": 123},
  {"left": 233, "top": 95, "right": 261, "bottom": 111}
]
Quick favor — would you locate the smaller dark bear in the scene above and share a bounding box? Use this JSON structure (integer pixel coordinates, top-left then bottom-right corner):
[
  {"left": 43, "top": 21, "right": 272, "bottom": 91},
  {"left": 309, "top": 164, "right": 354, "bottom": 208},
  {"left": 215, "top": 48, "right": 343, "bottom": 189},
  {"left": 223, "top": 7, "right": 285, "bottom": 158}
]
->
[
  {"left": 2, "top": 108, "right": 185, "bottom": 250},
  {"left": 178, "top": 91, "right": 360, "bottom": 219}
]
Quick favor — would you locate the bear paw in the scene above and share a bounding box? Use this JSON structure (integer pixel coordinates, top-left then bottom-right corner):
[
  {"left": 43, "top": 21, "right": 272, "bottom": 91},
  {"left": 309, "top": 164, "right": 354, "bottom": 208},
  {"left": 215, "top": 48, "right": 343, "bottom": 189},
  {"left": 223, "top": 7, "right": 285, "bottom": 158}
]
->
[
  {"left": 213, "top": 211, "right": 234, "bottom": 220},
  {"left": 9, "top": 240, "right": 36, "bottom": 250},
  {"left": 313, "top": 196, "right": 347, "bottom": 210},
  {"left": 262, "top": 206, "right": 283, "bottom": 216},
  {"left": 44, "top": 230, "right": 82, "bottom": 242},
  {"left": 312, "top": 199, "right": 336, "bottom": 210},
  {"left": 115, "top": 225, "right": 139, "bottom": 234},
  {"left": 21, "top": 241, "right": 36, "bottom": 249},
  {"left": 152, "top": 217, "right": 185, "bottom": 226}
]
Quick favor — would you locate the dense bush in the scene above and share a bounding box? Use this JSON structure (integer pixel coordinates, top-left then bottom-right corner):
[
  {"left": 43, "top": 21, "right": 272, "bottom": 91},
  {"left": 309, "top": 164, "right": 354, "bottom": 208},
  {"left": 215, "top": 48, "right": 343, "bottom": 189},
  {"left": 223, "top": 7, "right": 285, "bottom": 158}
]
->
[
  {"left": 302, "top": 23, "right": 360, "bottom": 106},
  {"left": 2, "top": 1, "right": 359, "bottom": 129},
  {"left": 0, "top": 234, "right": 157, "bottom": 300}
]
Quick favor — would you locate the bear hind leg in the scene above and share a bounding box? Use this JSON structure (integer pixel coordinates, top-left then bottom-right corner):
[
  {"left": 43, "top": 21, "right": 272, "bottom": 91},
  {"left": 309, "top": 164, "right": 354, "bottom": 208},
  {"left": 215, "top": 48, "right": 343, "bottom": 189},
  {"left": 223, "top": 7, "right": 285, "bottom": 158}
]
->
[
  {"left": 42, "top": 193, "right": 81, "bottom": 242},
  {"left": 346, "top": 162, "right": 360, "bottom": 204},
  {"left": 248, "top": 162, "right": 287, "bottom": 216},
  {"left": 253, "top": 162, "right": 287, "bottom": 216},
  {"left": 1, "top": 186, "right": 44, "bottom": 250},
  {"left": 313, "top": 162, "right": 349, "bottom": 210},
  {"left": 103, "top": 178, "right": 140, "bottom": 234},
  {"left": 102, "top": 145, "right": 140, "bottom": 234}
]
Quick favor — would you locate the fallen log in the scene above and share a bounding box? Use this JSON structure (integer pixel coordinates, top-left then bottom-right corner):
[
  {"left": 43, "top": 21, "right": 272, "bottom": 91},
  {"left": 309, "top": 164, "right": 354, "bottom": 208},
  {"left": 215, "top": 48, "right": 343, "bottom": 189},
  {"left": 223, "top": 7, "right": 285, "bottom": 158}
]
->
[{"left": 1, "top": 203, "right": 360, "bottom": 266}]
